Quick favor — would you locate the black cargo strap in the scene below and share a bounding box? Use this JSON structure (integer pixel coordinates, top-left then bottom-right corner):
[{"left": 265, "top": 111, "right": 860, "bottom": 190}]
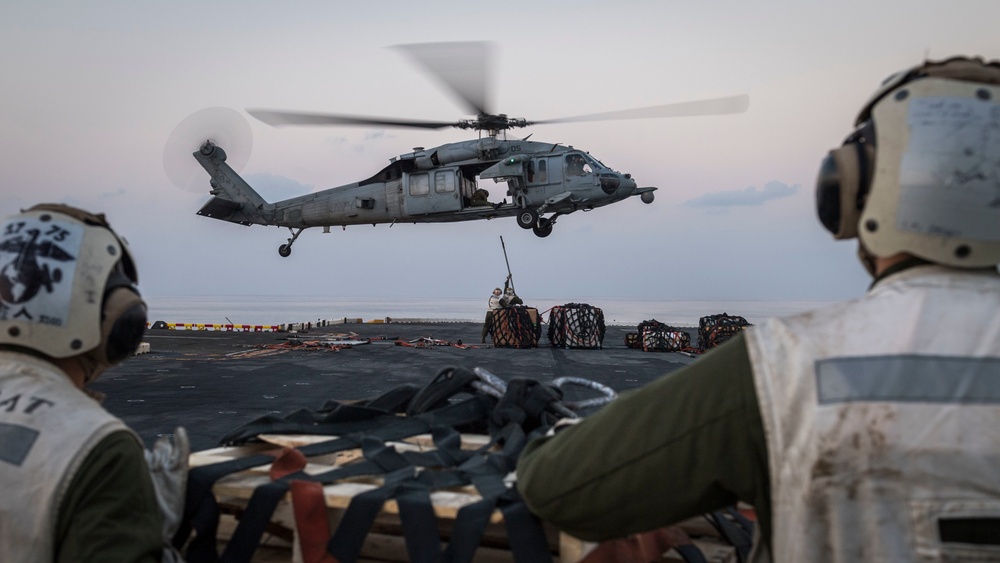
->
[
  {"left": 674, "top": 544, "right": 710, "bottom": 563},
  {"left": 327, "top": 397, "right": 551, "bottom": 563},
  {"left": 445, "top": 454, "right": 512, "bottom": 561},
  {"left": 176, "top": 369, "right": 570, "bottom": 563},
  {"left": 176, "top": 394, "right": 496, "bottom": 561},
  {"left": 406, "top": 368, "right": 480, "bottom": 416},
  {"left": 219, "top": 436, "right": 442, "bottom": 563},
  {"left": 707, "top": 507, "right": 755, "bottom": 563}
]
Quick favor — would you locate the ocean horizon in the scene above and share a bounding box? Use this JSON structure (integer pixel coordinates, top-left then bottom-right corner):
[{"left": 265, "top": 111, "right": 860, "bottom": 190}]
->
[{"left": 144, "top": 295, "right": 840, "bottom": 327}]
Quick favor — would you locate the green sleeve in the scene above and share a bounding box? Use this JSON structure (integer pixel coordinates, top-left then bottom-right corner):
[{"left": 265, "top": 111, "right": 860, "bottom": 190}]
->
[
  {"left": 516, "top": 332, "right": 771, "bottom": 544},
  {"left": 56, "top": 430, "right": 163, "bottom": 563}
]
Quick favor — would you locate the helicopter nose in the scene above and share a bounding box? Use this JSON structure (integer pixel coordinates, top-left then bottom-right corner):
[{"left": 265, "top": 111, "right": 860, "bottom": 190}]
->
[
  {"left": 600, "top": 173, "right": 636, "bottom": 197},
  {"left": 617, "top": 175, "right": 637, "bottom": 198}
]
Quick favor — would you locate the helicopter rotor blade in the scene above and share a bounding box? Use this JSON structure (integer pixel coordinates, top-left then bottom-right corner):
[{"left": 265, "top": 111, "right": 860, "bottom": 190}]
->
[
  {"left": 247, "top": 109, "right": 459, "bottom": 130},
  {"left": 533, "top": 94, "right": 750, "bottom": 125},
  {"left": 390, "top": 41, "right": 494, "bottom": 116}
]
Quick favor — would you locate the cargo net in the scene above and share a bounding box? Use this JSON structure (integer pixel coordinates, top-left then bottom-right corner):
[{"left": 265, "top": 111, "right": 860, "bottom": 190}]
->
[
  {"left": 191, "top": 367, "right": 624, "bottom": 563},
  {"left": 698, "top": 313, "right": 751, "bottom": 350},
  {"left": 625, "top": 319, "right": 692, "bottom": 352},
  {"left": 490, "top": 306, "right": 541, "bottom": 348},
  {"left": 547, "top": 303, "right": 606, "bottom": 349}
]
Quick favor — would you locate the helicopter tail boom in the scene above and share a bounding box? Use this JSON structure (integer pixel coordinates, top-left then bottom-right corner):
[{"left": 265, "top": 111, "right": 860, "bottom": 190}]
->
[{"left": 193, "top": 142, "right": 273, "bottom": 226}]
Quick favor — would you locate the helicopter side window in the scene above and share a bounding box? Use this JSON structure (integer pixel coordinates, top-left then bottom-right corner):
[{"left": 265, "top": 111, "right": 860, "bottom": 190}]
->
[
  {"left": 409, "top": 173, "right": 430, "bottom": 196},
  {"left": 566, "top": 154, "right": 590, "bottom": 176},
  {"left": 536, "top": 159, "right": 547, "bottom": 183},
  {"left": 435, "top": 171, "right": 456, "bottom": 193}
]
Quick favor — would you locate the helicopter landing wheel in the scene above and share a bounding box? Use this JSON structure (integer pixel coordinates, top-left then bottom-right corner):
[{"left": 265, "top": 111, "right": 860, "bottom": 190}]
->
[
  {"left": 533, "top": 217, "right": 553, "bottom": 238},
  {"left": 516, "top": 209, "right": 538, "bottom": 229},
  {"left": 279, "top": 227, "right": 305, "bottom": 258}
]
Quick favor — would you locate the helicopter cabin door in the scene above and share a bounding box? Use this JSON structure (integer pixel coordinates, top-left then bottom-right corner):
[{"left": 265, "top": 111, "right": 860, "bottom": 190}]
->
[
  {"left": 526, "top": 156, "right": 561, "bottom": 188},
  {"left": 403, "top": 169, "right": 462, "bottom": 215}
]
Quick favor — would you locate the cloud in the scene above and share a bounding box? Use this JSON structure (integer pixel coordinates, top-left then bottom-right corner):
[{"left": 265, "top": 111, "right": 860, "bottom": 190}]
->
[
  {"left": 340, "top": 130, "right": 396, "bottom": 153},
  {"left": 683, "top": 181, "right": 799, "bottom": 208},
  {"left": 98, "top": 188, "right": 127, "bottom": 200}
]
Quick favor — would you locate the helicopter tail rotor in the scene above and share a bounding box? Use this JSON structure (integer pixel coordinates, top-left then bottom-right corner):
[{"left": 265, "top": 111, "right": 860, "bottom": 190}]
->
[{"left": 163, "top": 107, "right": 253, "bottom": 193}]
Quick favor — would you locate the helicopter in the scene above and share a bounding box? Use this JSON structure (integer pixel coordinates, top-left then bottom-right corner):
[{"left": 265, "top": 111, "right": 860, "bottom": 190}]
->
[{"left": 170, "top": 42, "right": 749, "bottom": 257}]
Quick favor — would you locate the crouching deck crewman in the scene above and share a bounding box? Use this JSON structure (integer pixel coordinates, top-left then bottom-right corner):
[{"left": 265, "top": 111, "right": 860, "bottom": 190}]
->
[{"left": 0, "top": 204, "right": 185, "bottom": 562}]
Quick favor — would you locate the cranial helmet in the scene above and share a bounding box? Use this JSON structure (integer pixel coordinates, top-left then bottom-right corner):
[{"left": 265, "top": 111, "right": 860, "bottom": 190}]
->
[
  {"left": 0, "top": 204, "right": 147, "bottom": 381},
  {"left": 505, "top": 287, "right": 515, "bottom": 296},
  {"left": 816, "top": 56, "right": 1000, "bottom": 267}
]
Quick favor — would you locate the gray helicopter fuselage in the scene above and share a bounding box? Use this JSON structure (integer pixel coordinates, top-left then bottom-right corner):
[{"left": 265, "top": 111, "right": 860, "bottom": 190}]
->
[
  {"left": 193, "top": 137, "right": 650, "bottom": 246},
  {"left": 179, "top": 41, "right": 747, "bottom": 255}
]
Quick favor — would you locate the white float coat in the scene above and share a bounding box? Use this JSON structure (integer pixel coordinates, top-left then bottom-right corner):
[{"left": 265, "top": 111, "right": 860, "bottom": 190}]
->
[
  {"left": 0, "top": 351, "right": 131, "bottom": 560},
  {"left": 746, "top": 265, "right": 1000, "bottom": 561}
]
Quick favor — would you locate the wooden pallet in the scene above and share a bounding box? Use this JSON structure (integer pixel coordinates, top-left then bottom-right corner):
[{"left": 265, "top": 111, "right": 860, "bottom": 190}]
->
[{"left": 187, "top": 434, "right": 741, "bottom": 562}]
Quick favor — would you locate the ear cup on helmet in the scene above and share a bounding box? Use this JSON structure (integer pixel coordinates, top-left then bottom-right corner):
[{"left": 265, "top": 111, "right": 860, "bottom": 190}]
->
[
  {"left": 816, "top": 146, "right": 861, "bottom": 238},
  {"left": 817, "top": 150, "right": 847, "bottom": 236},
  {"left": 100, "top": 286, "right": 147, "bottom": 365},
  {"left": 816, "top": 122, "right": 875, "bottom": 239}
]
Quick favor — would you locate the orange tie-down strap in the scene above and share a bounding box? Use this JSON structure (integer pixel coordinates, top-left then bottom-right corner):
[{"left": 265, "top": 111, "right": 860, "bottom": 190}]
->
[
  {"left": 580, "top": 526, "right": 697, "bottom": 563},
  {"left": 267, "top": 446, "right": 338, "bottom": 563},
  {"left": 291, "top": 480, "right": 337, "bottom": 563}
]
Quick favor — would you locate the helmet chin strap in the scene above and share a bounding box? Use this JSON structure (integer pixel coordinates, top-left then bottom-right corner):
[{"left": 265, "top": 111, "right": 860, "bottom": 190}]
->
[
  {"left": 860, "top": 243, "right": 937, "bottom": 287},
  {"left": 857, "top": 242, "right": 878, "bottom": 278},
  {"left": 76, "top": 352, "right": 111, "bottom": 385}
]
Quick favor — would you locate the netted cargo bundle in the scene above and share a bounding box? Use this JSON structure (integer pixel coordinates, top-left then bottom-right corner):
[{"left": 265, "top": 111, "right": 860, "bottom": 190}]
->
[
  {"left": 627, "top": 319, "right": 691, "bottom": 352},
  {"left": 547, "top": 303, "right": 606, "bottom": 349},
  {"left": 490, "top": 306, "right": 541, "bottom": 348},
  {"left": 637, "top": 319, "right": 672, "bottom": 335},
  {"left": 642, "top": 329, "right": 691, "bottom": 352},
  {"left": 698, "top": 313, "right": 751, "bottom": 350},
  {"left": 624, "top": 332, "right": 642, "bottom": 349}
]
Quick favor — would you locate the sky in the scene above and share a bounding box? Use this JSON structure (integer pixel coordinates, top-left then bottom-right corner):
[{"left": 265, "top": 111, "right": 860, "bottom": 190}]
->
[{"left": 2, "top": 1, "right": 998, "bottom": 305}]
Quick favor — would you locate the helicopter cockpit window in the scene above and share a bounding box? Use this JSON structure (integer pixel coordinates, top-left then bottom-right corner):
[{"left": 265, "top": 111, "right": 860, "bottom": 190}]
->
[
  {"left": 565, "top": 154, "right": 592, "bottom": 176},
  {"left": 409, "top": 173, "right": 430, "bottom": 196},
  {"left": 435, "top": 171, "right": 456, "bottom": 193},
  {"left": 585, "top": 154, "right": 608, "bottom": 171}
]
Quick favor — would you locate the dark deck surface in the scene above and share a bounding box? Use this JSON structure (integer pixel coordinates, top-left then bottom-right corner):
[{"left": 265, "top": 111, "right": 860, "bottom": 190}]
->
[{"left": 92, "top": 322, "right": 698, "bottom": 451}]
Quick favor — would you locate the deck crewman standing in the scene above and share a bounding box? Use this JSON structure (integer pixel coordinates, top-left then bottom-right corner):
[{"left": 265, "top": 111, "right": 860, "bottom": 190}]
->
[
  {"left": 518, "top": 57, "right": 1000, "bottom": 561},
  {"left": 481, "top": 286, "right": 503, "bottom": 343},
  {"left": 501, "top": 274, "right": 522, "bottom": 307},
  {"left": 0, "top": 204, "right": 184, "bottom": 562}
]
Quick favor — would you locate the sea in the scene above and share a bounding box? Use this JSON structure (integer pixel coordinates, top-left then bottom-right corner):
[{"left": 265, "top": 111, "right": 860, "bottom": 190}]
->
[{"left": 145, "top": 295, "right": 839, "bottom": 328}]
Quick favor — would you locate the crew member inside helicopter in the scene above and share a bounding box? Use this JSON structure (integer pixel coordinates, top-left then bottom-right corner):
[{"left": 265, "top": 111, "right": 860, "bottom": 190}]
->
[{"left": 566, "top": 154, "right": 587, "bottom": 176}]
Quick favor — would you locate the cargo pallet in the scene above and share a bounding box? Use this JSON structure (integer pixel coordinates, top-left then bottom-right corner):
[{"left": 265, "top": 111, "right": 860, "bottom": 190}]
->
[{"left": 188, "top": 434, "right": 742, "bottom": 562}]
